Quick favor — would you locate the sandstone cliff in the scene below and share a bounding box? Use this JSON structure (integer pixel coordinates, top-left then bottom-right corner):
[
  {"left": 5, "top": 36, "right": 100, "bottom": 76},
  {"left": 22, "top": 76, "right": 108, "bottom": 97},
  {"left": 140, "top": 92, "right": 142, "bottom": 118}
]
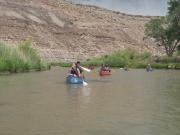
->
[{"left": 0, "top": 0, "right": 161, "bottom": 62}]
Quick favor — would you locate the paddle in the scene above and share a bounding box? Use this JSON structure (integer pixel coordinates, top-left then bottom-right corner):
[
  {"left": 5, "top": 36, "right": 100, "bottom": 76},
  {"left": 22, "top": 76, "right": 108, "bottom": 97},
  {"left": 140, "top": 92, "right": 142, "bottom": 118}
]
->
[
  {"left": 82, "top": 66, "right": 100, "bottom": 76},
  {"left": 80, "top": 66, "right": 91, "bottom": 72},
  {"left": 92, "top": 69, "right": 99, "bottom": 76},
  {"left": 80, "top": 66, "right": 91, "bottom": 86},
  {"left": 83, "top": 81, "right": 88, "bottom": 86}
]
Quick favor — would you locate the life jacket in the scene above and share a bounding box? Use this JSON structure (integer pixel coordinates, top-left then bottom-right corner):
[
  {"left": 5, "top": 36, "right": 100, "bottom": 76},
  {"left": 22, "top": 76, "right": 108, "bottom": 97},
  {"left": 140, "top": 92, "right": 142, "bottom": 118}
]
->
[
  {"left": 70, "top": 66, "right": 83, "bottom": 77},
  {"left": 75, "top": 67, "right": 82, "bottom": 77},
  {"left": 70, "top": 67, "right": 77, "bottom": 75}
]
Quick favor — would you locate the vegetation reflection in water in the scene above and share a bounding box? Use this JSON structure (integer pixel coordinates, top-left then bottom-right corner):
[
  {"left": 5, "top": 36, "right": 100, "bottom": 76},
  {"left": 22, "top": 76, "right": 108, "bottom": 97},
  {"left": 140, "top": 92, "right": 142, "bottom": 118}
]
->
[{"left": 66, "top": 83, "right": 92, "bottom": 105}]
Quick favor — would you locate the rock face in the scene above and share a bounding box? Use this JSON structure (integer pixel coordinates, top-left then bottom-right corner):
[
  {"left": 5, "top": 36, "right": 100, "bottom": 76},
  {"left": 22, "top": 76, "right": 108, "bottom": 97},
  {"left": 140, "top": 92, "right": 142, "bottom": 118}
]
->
[{"left": 0, "top": 0, "right": 161, "bottom": 62}]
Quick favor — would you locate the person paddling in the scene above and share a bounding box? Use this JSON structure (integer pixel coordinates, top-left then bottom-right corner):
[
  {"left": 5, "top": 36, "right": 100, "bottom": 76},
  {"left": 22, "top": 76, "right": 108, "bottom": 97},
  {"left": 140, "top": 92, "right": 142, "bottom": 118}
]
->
[
  {"left": 70, "top": 61, "right": 83, "bottom": 78},
  {"left": 124, "top": 64, "right": 129, "bottom": 71},
  {"left": 70, "top": 63, "right": 76, "bottom": 75},
  {"left": 104, "top": 64, "right": 111, "bottom": 72},
  {"left": 100, "top": 64, "right": 105, "bottom": 71},
  {"left": 146, "top": 63, "right": 152, "bottom": 72},
  {"left": 100, "top": 64, "right": 111, "bottom": 72},
  {"left": 75, "top": 61, "right": 84, "bottom": 77}
]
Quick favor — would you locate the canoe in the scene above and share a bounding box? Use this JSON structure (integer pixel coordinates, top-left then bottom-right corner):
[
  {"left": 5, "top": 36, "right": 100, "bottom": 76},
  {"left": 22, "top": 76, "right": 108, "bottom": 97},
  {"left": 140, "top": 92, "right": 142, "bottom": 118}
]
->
[
  {"left": 99, "top": 70, "right": 111, "bottom": 76},
  {"left": 146, "top": 68, "right": 153, "bottom": 72},
  {"left": 66, "top": 74, "right": 84, "bottom": 84}
]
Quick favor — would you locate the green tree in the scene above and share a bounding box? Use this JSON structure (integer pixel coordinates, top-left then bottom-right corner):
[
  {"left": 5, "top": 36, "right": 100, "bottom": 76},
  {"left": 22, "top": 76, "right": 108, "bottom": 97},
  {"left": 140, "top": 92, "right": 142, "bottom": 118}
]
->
[{"left": 145, "top": 0, "right": 180, "bottom": 57}]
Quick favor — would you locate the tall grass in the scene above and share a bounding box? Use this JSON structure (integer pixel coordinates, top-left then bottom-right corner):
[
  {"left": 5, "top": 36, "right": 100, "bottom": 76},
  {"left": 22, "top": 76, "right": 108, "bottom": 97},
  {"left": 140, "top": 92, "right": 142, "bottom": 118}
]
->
[
  {"left": 81, "top": 50, "right": 180, "bottom": 69},
  {"left": 82, "top": 50, "right": 152, "bottom": 68},
  {"left": 56, "top": 49, "right": 180, "bottom": 69},
  {"left": 0, "top": 40, "right": 50, "bottom": 73}
]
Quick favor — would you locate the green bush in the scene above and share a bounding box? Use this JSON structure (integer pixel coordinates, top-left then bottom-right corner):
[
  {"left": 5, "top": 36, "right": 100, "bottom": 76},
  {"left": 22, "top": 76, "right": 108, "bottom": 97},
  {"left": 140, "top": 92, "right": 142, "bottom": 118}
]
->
[
  {"left": 154, "top": 56, "right": 180, "bottom": 63},
  {"left": 0, "top": 59, "right": 8, "bottom": 71},
  {"left": 59, "top": 62, "right": 72, "bottom": 67},
  {"left": 81, "top": 50, "right": 152, "bottom": 68},
  {"left": 151, "top": 63, "right": 169, "bottom": 69},
  {"left": 175, "top": 63, "right": 180, "bottom": 69},
  {"left": 58, "top": 49, "right": 180, "bottom": 70},
  {"left": 0, "top": 41, "right": 50, "bottom": 73}
]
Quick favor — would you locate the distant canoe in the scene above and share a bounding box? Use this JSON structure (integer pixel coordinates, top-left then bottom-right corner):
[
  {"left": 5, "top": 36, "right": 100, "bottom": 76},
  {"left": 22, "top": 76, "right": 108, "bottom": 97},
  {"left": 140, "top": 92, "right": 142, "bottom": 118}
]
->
[
  {"left": 99, "top": 70, "right": 111, "bottom": 76},
  {"left": 66, "top": 74, "right": 84, "bottom": 84},
  {"left": 146, "top": 68, "right": 153, "bottom": 72}
]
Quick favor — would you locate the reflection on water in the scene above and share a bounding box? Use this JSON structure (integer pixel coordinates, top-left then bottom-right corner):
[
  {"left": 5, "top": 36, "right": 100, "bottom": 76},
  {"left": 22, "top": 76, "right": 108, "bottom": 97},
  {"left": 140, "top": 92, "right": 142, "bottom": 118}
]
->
[
  {"left": 0, "top": 68, "right": 180, "bottom": 135},
  {"left": 67, "top": 84, "right": 92, "bottom": 105},
  {"left": 69, "top": 0, "right": 168, "bottom": 16}
]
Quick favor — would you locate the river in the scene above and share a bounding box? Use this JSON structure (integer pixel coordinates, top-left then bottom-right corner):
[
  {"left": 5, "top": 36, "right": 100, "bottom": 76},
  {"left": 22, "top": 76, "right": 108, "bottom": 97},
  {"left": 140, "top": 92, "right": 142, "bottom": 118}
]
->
[
  {"left": 0, "top": 67, "right": 180, "bottom": 135},
  {"left": 68, "top": 0, "right": 168, "bottom": 16}
]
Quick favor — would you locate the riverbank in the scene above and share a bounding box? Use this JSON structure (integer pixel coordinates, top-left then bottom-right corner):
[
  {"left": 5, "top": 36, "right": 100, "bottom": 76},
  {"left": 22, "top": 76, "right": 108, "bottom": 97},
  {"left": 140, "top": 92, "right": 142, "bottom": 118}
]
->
[
  {"left": 58, "top": 50, "right": 180, "bottom": 70},
  {"left": 0, "top": 41, "right": 51, "bottom": 73}
]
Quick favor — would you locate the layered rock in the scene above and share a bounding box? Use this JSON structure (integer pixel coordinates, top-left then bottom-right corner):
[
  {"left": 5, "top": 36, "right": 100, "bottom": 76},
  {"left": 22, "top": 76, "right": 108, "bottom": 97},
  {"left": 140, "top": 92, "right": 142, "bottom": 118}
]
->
[{"left": 0, "top": 0, "right": 162, "bottom": 62}]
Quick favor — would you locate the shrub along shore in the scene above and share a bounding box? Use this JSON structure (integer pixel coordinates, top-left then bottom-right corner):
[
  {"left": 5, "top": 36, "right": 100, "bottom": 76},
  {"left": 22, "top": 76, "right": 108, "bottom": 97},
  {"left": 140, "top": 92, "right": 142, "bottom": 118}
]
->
[
  {"left": 0, "top": 42, "right": 179, "bottom": 74},
  {"left": 0, "top": 41, "right": 50, "bottom": 73},
  {"left": 59, "top": 50, "right": 180, "bottom": 70}
]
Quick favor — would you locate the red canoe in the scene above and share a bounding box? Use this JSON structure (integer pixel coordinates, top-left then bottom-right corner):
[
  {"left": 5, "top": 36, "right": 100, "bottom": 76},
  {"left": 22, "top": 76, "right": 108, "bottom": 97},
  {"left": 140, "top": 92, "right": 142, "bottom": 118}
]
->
[{"left": 99, "top": 70, "right": 111, "bottom": 76}]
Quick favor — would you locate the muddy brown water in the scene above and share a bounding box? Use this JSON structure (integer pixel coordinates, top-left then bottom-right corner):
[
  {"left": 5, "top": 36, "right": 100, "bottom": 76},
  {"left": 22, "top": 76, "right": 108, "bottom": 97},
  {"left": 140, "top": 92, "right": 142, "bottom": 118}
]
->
[{"left": 0, "top": 67, "right": 180, "bottom": 135}]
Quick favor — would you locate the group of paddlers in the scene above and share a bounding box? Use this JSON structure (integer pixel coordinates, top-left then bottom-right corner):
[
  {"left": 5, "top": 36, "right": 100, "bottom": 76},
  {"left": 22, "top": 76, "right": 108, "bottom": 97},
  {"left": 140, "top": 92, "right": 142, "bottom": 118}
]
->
[
  {"left": 100, "top": 64, "right": 111, "bottom": 72},
  {"left": 123, "top": 64, "right": 152, "bottom": 72},
  {"left": 69, "top": 61, "right": 111, "bottom": 78},
  {"left": 69, "top": 61, "right": 153, "bottom": 78}
]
